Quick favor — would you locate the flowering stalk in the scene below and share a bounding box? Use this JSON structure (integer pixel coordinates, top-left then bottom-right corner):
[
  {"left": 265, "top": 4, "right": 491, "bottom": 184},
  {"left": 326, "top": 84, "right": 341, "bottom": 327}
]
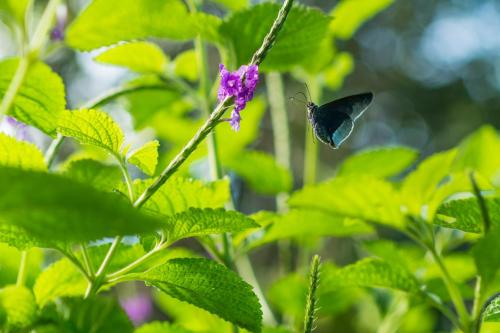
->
[
  {"left": 303, "top": 255, "right": 321, "bottom": 333},
  {"left": 134, "top": 0, "right": 294, "bottom": 208}
]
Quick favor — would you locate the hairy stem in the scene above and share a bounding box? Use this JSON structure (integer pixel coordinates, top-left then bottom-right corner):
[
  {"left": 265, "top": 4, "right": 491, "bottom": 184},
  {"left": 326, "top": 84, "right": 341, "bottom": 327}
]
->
[
  {"left": 80, "top": 243, "right": 95, "bottom": 278},
  {"left": 303, "top": 255, "right": 321, "bottom": 333}
]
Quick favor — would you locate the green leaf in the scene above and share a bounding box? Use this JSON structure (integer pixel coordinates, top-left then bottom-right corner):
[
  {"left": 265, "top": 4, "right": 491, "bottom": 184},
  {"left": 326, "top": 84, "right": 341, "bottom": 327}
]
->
[
  {"left": 132, "top": 177, "right": 229, "bottom": 217},
  {"left": 473, "top": 226, "right": 500, "bottom": 285},
  {"left": 454, "top": 125, "right": 500, "bottom": 181},
  {"left": 247, "top": 210, "right": 372, "bottom": 250},
  {"left": 435, "top": 197, "right": 500, "bottom": 233},
  {"left": 66, "top": 0, "right": 197, "bottom": 51},
  {"left": 131, "top": 258, "right": 262, "bottom": 332},
  {"left": 210, "top": 0, "right": 247, "bottom": 11},
  {"left": 66, "top": 296, "right": 133, "bottom": 333},
  {"left": 33, "top": 258, "right": 88, "bottom": 307},
  {"left": 0, "top": 0, "right": 31, "bottom": 24},
  {"left": 289, "top": 176, "right": 405, "bottom": 228},
  {"left": 338, "top": 146, "right": 418, "bottom": 178},
  {"left": 219, "top": 3, "right": 331, "bottom": 71},
  {"left": 0, "top": 133, "right": 46, "bottom": 171},
  {"left": 164, "top": 208, "right": 259, "bottom": 244},
  {"left": 173, "top": 50, "right": 198, "bottom": 82},
  {"left": 330, "top": 0, "right": 395, "bottom": 39},
  {"left": 0, "top": 167, "right": 161, "bottom": 243},
  {"left": 223, "top": 150, "right": 292, "bottom": 195},
  {"left": 0, "top": 285, "right": 37, "bottom": 329},
  {"left": 322, "top": 258, "right": 420, "bottom": 293},
  {"left": 0, "top": 243, "right": 42, "bottom": 287},
  {"left": 192, "top": 12, "right": 223, "bottom": 43},
  {"left": 58, "top": 109, "right": 125, "bottom": 155},
  {"left": 95, "top": 41, "right": 169, "bottom": 74},
  {"left": 0, "top": 58, "right": 65, "bottom": 136},
  {"left": 135, "top": 322, "right": 196, "bottom": 333},
  {"left": 483, "top": 295, "right": 500, "bottom": 322},
  {"left": 62, "top": 158, "right": 122, "bottom": 191},
  {"left": 401, "top": 149, "right": 458, "bottom": 217},
  {"left": 128, "top": 140, "right": 159, "bottom": 176}
]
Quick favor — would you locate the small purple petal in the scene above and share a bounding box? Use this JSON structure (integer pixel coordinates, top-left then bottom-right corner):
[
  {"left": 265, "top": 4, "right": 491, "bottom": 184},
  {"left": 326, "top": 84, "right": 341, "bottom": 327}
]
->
[
  {"left": 50, "top": 5, "right": 67, "bottom": 41},
  {"left": 217, "top": 63, "right": 259, "bottom": 130},
  {"left": 229, "top": 110, "right": 241, "bottom": 131}
]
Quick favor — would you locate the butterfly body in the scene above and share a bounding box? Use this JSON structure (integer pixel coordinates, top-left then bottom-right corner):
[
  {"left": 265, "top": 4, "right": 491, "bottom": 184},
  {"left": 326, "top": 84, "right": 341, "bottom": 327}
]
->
[{"left": 307, "top": 92, "right": 373, "bottom": 149}]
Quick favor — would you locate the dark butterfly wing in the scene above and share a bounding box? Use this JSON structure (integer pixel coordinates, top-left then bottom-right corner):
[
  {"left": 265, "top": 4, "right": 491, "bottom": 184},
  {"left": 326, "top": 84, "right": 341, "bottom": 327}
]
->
[
  {"left": 317, "top": 92, "right": 373, "bottom": 121},
  {"left": 310, "top": 92, "right": 372, "bottom": 148},
  {"left": 311, "top": 110, "right": 353, "bottom": 148}
]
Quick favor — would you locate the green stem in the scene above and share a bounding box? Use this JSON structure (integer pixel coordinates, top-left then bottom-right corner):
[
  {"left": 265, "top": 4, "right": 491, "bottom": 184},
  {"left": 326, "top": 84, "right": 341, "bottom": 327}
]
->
[
  {"left": 429, "top": 246, "right": 471, "bottom": 332},
  {"left": 28, "top": 0, "right": 60, "bottom": 54},
  {"left": 423, "top": 291, "right": 462, "bottom": 330},
  {"left": 107, "top": 243, "right": 166, "bottom": 279},
  {"left": 80, "top": 243, "right": 95, "bottom": 278},
  {"left": 266, "top": 72, "right": 291, "bottom": 211},
  {"left": 16, "top": 251, "right": 28, "bottom": 286},
  {"left": 303, "top": 78, "right": 321, "bottom": 185},
  {"left": 0, "top": 57, "right": 29, "bottom": 120}
]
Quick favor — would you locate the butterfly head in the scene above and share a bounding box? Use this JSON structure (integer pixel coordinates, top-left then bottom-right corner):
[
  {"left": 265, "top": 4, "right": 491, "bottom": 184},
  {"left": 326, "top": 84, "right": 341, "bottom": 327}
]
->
[{"left": 306, "top": 101, "right": 317, "bottom": 119}]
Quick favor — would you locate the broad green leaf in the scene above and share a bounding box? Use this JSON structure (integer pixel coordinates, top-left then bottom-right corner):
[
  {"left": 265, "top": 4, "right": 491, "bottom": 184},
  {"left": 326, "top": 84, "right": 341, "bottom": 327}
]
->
[
  {"left": 247, "top": 210, "right": 372, "bottom": 250},
  {"left": 135, "top": 322, "right": 196, "bottom": 333},
  {"left": 210, "top": 0, "right": 247, "bottom": 11},
  {"left": 454, "top": 125, "right": 500, "bottom": 181},
  {"left": 338, "top": 146, "right": 417, "bottom": 178},
  {"left": 0, "top": 285, "right": 37, "bottom": 329},
  {"left": 219, "top": 3, "right": 331, "bottom": 71},
  {"left": 95, "top": 41, "right": 169, "bottom": 74},
  {"left": 174, "top": 50, "right": 198, "bottom": 82},
  {"left": 132, "top": 177, "right": 229, "bottom": 217},
  {"left": 323, "top": 52, "right": 355, "bottom": 90},
  {"left": 0, "top": 133, "right": 46, "bottom": 171},
  {"left": 33, "top": 258, "right": 87, "bottom": 307},
  {"left": 0, "top": 167, "right": 161, "bottom": 243},
  {"left": 192, "top": 12, "right": 223, "bottom": 43},
  {"left": 62, "top": 158, "right": 122, "bottom": 191},
  {"left": 330, "top": 0, "right": 395, "bottom": 39},
  {"left": 0, "top": 224, "right": 52, "bottom": 249},
  {"left": 131, "top": 258, "right": 262, "bottom": 332},
  {"left": 0, "top": 243, "right": 42, "bottom": 287},
  {"left": 0, "top": 58, "right": 65, "bottom": 136},
  {"left": 435, "top": 197, "right": 500, "bottom": 233},
  {"left": 164, "top": 208, "right": 259, "bottom": 244},
  {"left": 401, "top": 149, "right": 458, "bottom": 217},
  {"left": 58, "top": 109, "right": 125, "bottom": 155},
  {"left": 128, "top": 140, "right": 159, "bottom": 176},
  {"left": 223, "top": 150, "right": 292, "bottom": 195},
  {"left": 289, "top": 176, "right": 405, "bottom": 228},
  {"left": 66, "top": 0, "right": 197, "bottom": 50},
  {"left": 322, "top": 258, "right": 420, "bottom": 293},
  {"left": 125, "top": 87, "right": 187, "bottom": 130},
  {"left": 66, "top": 296, "right": 133, "bottom": 333},
  {"left": 473, "top": 226, "right": 500, "bottom": 285},
  {"left": 263, "top": 328, "right": 294, "bottom": 333},
  {"left": 0, "top": 0, "right": 31, "bottom": 24},
  {"left": 483, "top": 295, "right": 500, "bottom": 322}
]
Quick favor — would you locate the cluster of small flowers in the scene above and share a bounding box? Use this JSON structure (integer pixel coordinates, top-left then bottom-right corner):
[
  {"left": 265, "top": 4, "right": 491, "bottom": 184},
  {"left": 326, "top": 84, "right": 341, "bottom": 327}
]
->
[{"left": 217, "top": 64, "right": 259, "bottom": 131}]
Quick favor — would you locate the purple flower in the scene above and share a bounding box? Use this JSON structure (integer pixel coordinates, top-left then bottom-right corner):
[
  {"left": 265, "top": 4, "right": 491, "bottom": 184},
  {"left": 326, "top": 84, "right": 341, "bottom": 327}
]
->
[
  {"left": 120, "top": 293, "right": 153, "bottom": 326},
  {"left": 50, "top": 5, "right": 67, "bottom": 41},
  {"left": 2, "top": 116, "right": 29, "bottom": 141},
  {"left": 217, "top": 63, "right": 259, "bottom": 131}
]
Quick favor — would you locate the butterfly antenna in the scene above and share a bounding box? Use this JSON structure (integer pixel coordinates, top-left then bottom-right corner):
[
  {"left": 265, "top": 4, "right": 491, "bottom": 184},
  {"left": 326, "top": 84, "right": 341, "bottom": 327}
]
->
[
  {"left": 304, "top": 83, "right": 312, "bottom": 102},
  {"left": 289, "top": 94, "right": 308, "bottom": 105}
]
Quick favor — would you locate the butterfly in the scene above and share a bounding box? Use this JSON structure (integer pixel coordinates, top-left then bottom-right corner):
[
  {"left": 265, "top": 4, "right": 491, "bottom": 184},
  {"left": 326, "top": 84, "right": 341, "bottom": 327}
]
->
[{"left": 305, "top": 92, "right": 373, "bottom": 149}]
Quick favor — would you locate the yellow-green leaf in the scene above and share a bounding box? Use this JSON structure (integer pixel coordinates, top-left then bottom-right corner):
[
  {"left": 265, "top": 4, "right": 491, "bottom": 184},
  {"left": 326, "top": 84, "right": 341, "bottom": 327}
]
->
[
  {"left": 0, "top": 285, "right": 37, "bottom": 328},
  {"left": 128, "top": 140, "right": 159, "bottom": 176},
  {"left": 95, "top": 41, "right": 168, "bottom": 74},
  {"left": 174, "top": 50, "right": 198, "bottom": 82},
  {"left": 0, "top": 133, "right": 46, "bottom": 171},
  {"left": 58, "top": 109, "right": 125, "bottom": 155}
]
